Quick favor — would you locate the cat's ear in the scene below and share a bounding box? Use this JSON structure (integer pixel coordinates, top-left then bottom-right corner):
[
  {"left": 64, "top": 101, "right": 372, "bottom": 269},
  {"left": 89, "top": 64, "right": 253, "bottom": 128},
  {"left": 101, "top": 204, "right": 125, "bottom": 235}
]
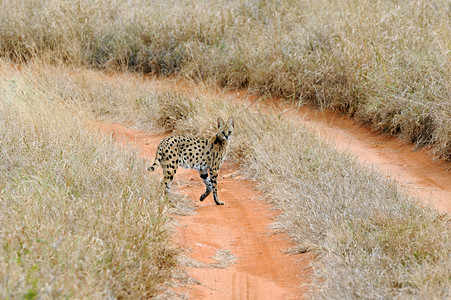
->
[
  {"left": 217, "top": 117, "right": 224, "bottom": 128},
  {"left": 228, "top": 117, "right": 234, "bottom": 127}
]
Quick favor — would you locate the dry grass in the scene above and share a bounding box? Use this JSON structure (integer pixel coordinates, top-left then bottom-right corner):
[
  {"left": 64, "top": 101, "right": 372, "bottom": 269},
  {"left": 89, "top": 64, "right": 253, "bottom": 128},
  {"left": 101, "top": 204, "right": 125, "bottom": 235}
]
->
[
  {"left": 7, "top": 62, "right": 448, "bottom": 298},
  {"left": 0, "top": 64, "right": 177, "bottom": 298},
  {"left": 1, "top": 58, "right": 450, "bottom": 298},
  {"left": 0, "top": 0, "right": 450, "bottom": 160}
]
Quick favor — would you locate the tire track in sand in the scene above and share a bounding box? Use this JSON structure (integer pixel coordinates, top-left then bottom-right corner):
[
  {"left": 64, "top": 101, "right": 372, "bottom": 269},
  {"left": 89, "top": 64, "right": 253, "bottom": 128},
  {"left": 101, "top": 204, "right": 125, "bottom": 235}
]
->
[{"left": 98, "top": 123, "right": 312, "bottom": 299}]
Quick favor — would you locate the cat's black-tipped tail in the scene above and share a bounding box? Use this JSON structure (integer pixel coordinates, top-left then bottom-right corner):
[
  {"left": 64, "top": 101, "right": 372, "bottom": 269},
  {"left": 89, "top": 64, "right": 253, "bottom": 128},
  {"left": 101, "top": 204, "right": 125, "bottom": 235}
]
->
[
  {"left": 148, "top": 147, "right": 162, "bottom": 171},
  {"left": 147, "top": 162, "right": 158, "bottom": 172}
]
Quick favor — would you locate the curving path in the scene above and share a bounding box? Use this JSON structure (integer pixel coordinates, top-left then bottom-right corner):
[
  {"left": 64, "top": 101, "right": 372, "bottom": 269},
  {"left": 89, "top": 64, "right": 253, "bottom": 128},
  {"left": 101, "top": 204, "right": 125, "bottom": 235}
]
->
[{"left": 287, "top": 106, "right": 451, "bottom": 213}]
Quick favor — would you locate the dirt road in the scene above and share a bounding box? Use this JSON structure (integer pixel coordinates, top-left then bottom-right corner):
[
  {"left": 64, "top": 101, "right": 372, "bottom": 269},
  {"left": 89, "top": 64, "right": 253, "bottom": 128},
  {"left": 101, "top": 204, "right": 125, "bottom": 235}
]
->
[
  {"left": 293, "top": 107, "right": 451, "bottom": 213},
  {"left": 99, "top": 123, "right": 312, "bottom": 299}
]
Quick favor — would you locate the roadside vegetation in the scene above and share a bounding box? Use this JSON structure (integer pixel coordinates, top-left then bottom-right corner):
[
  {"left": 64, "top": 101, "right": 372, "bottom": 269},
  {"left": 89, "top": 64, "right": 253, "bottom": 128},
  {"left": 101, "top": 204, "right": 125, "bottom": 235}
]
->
[
  {"left": 1, "top": 0, "right": 450, "bottom": 298},
  {"left": 2, "top": 62, "right": 449, "bottom": 298},
  {"left": 0, "top": 64, "right": 177, "bottom": 299},
  {"left": 1, "top": 0, "right": 450, "bottom": 160}
]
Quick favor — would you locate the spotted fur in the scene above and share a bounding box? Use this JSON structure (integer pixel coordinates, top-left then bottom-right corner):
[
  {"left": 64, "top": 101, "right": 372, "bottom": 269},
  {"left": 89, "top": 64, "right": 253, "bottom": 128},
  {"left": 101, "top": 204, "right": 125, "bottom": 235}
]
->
[{"left": 148, "top": 117, "right": 234, "bottom": 205}]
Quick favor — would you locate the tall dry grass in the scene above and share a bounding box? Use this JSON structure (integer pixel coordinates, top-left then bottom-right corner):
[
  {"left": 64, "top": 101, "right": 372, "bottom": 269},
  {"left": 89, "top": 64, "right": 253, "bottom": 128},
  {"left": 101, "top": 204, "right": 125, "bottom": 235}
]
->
[
  {"left": 0, "top": 64, "right": 177, "bottom": 298},
  {"left": 1, "top": 0, "right": 450, "bottom": 159},
  {"left": 8, "top": 62, "right": 448, "bottom": 298}
]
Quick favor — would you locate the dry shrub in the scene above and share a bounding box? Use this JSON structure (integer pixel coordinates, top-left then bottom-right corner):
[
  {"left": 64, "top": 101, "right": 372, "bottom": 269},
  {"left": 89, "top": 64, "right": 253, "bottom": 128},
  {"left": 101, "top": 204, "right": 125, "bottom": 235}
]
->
[{"left": 153, "top": 93, "right": 198, "bottom": 131}]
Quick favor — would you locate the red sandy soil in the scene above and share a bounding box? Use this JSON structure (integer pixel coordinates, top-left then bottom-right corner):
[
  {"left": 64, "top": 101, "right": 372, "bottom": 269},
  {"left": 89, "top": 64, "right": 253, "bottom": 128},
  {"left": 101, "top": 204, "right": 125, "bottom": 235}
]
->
[{"left": 98, "top": 123, "right": 313, "bottom": 299}]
